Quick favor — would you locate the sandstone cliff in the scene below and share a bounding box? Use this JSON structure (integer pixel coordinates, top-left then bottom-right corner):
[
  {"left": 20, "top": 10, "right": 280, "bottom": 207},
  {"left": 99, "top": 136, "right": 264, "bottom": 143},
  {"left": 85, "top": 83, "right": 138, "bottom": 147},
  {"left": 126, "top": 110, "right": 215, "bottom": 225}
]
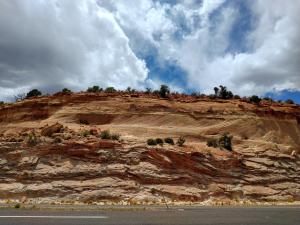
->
[{"left": 0, "top": 93, "right": 299, "bottom": 205}]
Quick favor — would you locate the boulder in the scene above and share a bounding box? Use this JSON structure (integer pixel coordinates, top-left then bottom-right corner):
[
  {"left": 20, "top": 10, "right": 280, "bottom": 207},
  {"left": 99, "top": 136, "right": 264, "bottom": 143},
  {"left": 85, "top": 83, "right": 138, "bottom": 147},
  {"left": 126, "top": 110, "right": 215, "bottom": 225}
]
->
[{"left": 41, "top": 123, "right": 63, "bottom": 137}]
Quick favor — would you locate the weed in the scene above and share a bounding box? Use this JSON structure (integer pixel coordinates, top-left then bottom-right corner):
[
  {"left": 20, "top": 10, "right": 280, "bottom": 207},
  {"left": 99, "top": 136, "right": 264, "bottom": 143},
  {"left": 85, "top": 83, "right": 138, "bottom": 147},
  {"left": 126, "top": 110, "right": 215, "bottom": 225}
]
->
[
  {"left": 26, "top": 133, "right": 38, "bottom": 146},
  {"left": 147, "top": 139, "right": 157, "bottom": 146},
  {"left": 81, "top": 130, "right": 91, "bottom": 137},
  {"left": 111, "top": 133, "right": 120, "bottom": 141},
  {"left": 156, "top": 138, "right": 164, "bottom": 146},
  {"left": 100, "top": 130, "right": 111, "bottom": 139},
  {"left": 164, "top": 137, "right": 174, "bottom": 145},
  {"left": 177, "top": 136, "right": 185, "bottom": 147}
]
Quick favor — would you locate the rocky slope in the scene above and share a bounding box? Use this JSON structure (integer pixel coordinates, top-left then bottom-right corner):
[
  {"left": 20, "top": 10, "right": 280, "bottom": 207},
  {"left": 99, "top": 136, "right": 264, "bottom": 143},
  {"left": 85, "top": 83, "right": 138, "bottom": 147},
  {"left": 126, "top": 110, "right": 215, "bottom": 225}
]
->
[{"left": 0, "top": 92, "right": 299, "bottom": 205}]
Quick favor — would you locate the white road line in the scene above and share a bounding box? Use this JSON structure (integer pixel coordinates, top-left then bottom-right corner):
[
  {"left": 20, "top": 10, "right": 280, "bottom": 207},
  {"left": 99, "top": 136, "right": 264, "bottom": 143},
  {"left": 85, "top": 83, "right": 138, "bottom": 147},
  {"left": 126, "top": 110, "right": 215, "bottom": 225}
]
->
[{"left": 0, "top": 216, "right": 108, "bottom": 219}]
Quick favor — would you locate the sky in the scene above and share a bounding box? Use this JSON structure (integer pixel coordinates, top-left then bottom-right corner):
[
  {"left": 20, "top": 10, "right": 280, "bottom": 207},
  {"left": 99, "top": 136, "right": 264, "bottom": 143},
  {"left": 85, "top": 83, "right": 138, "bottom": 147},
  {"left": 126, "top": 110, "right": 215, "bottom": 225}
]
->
[{"left": 0, "top": 0, "right": 299, "bottom": 103}]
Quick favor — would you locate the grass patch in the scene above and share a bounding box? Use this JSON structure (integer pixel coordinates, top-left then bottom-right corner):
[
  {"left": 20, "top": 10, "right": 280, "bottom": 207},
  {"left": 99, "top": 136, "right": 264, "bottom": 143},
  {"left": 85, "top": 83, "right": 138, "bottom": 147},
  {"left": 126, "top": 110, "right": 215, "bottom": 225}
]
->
[{"left": 147, "top": 139, "right": 157, "bottom": 146}]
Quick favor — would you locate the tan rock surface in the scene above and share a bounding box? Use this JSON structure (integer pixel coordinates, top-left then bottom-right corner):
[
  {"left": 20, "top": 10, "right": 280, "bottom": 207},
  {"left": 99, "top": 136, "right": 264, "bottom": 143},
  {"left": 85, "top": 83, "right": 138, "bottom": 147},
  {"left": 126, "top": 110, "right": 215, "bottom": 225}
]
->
[{"left": 0, "top": 93, "right": 299, "bottom": 205}]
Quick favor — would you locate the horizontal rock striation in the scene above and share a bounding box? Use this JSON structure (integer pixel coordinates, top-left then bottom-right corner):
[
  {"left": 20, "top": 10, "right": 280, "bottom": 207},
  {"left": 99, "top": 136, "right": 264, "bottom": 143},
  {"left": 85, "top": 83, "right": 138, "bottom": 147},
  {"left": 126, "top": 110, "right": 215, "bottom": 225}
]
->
[{"left": 0, "top": 93, "right": 299, "bottom": 205}]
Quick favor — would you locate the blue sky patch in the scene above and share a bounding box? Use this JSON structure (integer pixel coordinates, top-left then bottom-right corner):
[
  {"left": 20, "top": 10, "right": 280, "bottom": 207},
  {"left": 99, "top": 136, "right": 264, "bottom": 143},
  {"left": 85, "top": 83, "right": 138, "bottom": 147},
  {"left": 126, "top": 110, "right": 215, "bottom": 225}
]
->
[
  {"left": 226, "top": 0, "right": 255, "bottom": 53},
  {"left": 140, "top": 49, "right": 188, "bottom": 90},
  {"left": 209, "top": 0, "right": 255, "bottom": 54},
  {"left": 265, "top": 90, "right": 300, "bottom": 104}
]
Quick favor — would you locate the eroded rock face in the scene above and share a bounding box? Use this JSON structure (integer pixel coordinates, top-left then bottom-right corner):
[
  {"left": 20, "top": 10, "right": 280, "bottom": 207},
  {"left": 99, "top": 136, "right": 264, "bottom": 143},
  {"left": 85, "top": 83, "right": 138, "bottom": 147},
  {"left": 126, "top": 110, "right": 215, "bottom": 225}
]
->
[
  {"left": 0, "top": 93, "right": 299, "bottom": 205},
  {"left": 41, "top": 123, "right": 63, "bottom": 137},
  {"left": 0, "top": 139, "right": 299, "bottom": 205}
]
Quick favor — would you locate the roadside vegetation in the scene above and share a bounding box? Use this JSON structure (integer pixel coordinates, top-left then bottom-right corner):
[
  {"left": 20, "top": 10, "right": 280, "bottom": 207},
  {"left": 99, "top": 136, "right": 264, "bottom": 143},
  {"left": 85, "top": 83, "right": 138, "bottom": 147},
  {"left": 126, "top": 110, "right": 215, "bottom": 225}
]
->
[
  {"left": 26, "top": 132, "right": 39, "bottom": 146},
  {"left": 213, "top": 85, "right": 233, "bottom": 99},
  {"left": 159, "top": 85, "right": 170, "bottom": 98},
  {"left": 80, "top": 129, "right": 91, "bottom": 137},
  {"left": 61, "top": 88, "right": 72, "bottom": 94},
  {"left": 99, "top": 130, "right": 120, "bottom": 141},
  {"left": 177, "top": 136, "right": 185, "bottom": 147},
  {"left": 207, "top": 133, "right": 233, "bottom": 151},
  {"left": 164, "top": 137, "right": 174, "bottom": 145},
  {"left": 147, "top": 138, "right": 157, "bottom": 146},
  {"left": 285, "top": 99, "right": 294, "bottom": 104},
  {"left": 105, "top": 87, "right": 117, "bottom": 93},
  {"left": 249, "top": 95, "right": 261, "bottom": 105},
  {"left": 6, "top": 85, "right": 297, "bottom": 106},
  {"left": 76, "top": 129, "right": 121, "bottom": 141},
  {"left": 147, "top": 137, "right": 184, "bottom": 147},
  {"left": 26, "top": 89, "right": 42, "bottom": 99},
  {"left": 87, "top": 85, "right": 102, "bottom": 93}
]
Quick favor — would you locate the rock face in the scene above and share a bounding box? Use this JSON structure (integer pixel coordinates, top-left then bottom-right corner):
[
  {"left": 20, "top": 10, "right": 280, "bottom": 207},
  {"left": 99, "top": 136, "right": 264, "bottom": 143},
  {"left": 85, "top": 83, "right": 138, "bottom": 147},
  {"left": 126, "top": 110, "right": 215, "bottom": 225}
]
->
[
  {"left": 41, "top": 123, "right": 63, "bottom": 137},
  {"left": 0, "top": 93, "right": 299, "bottom": 205}
]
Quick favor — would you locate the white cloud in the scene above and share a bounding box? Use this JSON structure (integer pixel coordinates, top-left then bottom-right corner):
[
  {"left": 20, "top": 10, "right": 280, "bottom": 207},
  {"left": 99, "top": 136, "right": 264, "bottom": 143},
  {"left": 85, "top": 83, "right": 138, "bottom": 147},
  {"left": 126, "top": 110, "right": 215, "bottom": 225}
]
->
[
  {"left": 204, "top": 0, "right": 300, "bottom": 96},
  {"left": 101, "top": 0, "right": 300, "bottom": 96},
  {"left": 1, "top": 0, "right": 299, "bottom": 100},
  {"left": 0, "top": 0, "right": 148, "bottom": 100},
  {"left": 159, "top": 0, "right": 300, "bottom": 96},
  {"left": 200, "top": 0, "right": 226, "bottom": 16}
]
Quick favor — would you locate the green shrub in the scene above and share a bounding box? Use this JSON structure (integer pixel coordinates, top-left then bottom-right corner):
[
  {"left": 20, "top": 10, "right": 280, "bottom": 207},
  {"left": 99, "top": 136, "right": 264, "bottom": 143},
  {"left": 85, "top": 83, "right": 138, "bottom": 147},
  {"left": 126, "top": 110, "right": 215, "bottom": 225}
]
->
[
  {"left": 26, "top": 133, "right": 38, "bottom": 146},
  {"left": 145, "top": 88, "right": 152, "bottom": 94},
  {"left": 206, "top": 133, "right": 233, "bottom": 151},
  {"left": 26, "top": 89, "right": 42, "bottom": 99},
  {"left": 111, "top": 133, "right": 120, "bottom": 141},
  {"left": 81, "top": 130, "right": 90, "bottom": 137},
  {"left": 0, "top": 101, "right": 4, "bottom": 106},
  {"left": 285, "top": 99, "right": 294, "bottom": 104},
  {"left": 156, "top": 138, "right": 164, "bottom": 146},
  {"left": 152, "top": 90, "right": 160, "bottom": 96},
  {"left": 105, "top": 87, "right": 116, "bottom": 93},
  {"left": 164, "top": 137, "right": 174, "bottom": 145},
  {"left": 159, "top": 85, "right": 170, "bottom": 98},
  {"left": 62, "top": 88, "right": 72, "bottom": 94},
  {"left": 177, "top": 136, "right": 185, "bottom": 147},
  {"left": 150, "top": 188, "right": 156, "bottom": 194},
  {"left": 249, "top": 95, "right": 261, "bottom": 105},
  {"left": 14, "top": 203, "right": 21, "bottom": 209},
  {"left": 147, "top": 139, "right": 157, "bottom": 146},
  {"left": 207, "top": 138, "right": 218, "bottom": 148},
  {"left": 87, "top": 86, "right": 102, "bottom": 93},
  {"left": 214, "top": 85, "right": 233, "bottom": 99},
  {"left": 126, "top": 87, "right": 136, "bottom": 94},
  {"left": 219, "top": 133, "right": 233, "bottom": 151},
  {"left": 100, "top": 130, "right": 111, "bottom": 139}
]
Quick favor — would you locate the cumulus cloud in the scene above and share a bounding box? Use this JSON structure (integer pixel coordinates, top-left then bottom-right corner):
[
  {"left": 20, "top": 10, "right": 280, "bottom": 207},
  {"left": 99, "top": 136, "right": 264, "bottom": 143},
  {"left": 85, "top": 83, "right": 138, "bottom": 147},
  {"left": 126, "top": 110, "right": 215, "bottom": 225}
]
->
[
  {"left": 0, "top": 0, "right": 148, "bottom": 100},
  {"left": 183, "top": 0, "right": 300, "bottom": 95},
  {"left": 185, "top": 0, "right": 300, "bottom": 96},
  {"left": 101, "top": 0, "right": 300, "bottom": 96},
  {"left": 0, "top": 0, "right": 299, "bottom": 100},
  {"left": 231, "top": 0, "right": 300, "bottom": 94}
]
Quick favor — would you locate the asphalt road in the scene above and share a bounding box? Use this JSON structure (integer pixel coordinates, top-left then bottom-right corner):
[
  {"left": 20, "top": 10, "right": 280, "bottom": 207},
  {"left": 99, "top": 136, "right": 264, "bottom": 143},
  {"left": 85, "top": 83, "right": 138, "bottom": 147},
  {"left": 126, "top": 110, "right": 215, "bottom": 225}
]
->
[{"left": 0, "top": 206, "right": 299, "bottom": 225}]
